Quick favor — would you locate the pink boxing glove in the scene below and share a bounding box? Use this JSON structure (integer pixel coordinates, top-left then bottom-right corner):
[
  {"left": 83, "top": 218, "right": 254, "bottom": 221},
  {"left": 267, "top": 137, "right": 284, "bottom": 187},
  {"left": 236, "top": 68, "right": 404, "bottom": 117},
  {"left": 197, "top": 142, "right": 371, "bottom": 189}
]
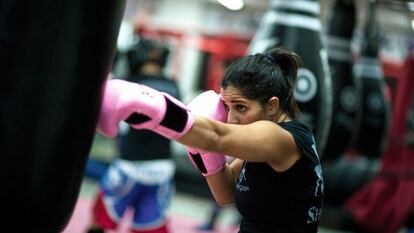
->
[
  {"left": 97, "top": 79, "right": 194, "bottom": 139},
  {"left": 186, "top": 91, "right": 228, "bottom": 176}
]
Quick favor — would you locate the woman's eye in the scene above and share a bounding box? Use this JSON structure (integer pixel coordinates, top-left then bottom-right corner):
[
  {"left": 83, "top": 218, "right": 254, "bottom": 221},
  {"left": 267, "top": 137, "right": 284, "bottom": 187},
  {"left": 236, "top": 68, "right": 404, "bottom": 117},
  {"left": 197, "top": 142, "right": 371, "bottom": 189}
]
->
[{"left": 237, "top": 105, "right": 246, "bottom": 111}]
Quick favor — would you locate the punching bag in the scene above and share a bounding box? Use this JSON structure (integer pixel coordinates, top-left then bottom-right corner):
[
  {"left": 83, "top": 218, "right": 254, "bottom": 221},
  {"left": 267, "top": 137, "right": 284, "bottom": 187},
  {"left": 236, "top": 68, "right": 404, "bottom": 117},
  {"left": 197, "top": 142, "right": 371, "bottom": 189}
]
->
[
  {"left": 351, "top": 0, "right": 390, "bottom": 158},
  {"left": 322, "top": 0, "right": 361, "bottom": 161},
  {"left": 0, "top": 0, "right": 125, "bottom": 232},
  {"left": 344, "top": 42, "right": 414, "bottom": 233},
  {"left": 322, "top": 156, "right": 379, "bottom": 206},
  {"left": 248, "top": 0, "right": 332, "bottom": 156}
]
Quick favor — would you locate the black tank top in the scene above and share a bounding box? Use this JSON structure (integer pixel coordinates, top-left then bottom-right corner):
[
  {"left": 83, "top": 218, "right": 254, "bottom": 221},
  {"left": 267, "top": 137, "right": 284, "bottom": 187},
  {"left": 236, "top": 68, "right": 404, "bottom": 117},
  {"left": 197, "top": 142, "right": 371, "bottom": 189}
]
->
[
  {"left": 235, "top": 120, "right": 324, "bottom": 233},
  {"left": 118, "top": 74, "right": 180, "bottom": 161}
]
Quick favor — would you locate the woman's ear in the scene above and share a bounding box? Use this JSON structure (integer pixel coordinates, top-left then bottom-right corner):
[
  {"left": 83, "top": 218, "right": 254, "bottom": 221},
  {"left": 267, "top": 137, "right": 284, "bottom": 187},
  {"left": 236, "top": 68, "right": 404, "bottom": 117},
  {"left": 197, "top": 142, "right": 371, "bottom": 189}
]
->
[{"left": 266, "top": 97, "right": 280, "bottom": 117}]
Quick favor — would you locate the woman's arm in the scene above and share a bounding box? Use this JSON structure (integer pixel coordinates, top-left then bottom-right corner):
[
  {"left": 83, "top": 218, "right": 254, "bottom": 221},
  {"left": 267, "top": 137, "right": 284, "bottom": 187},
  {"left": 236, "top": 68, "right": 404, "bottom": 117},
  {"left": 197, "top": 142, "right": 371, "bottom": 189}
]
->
[
  {"left": 179, "top": 117, "right": 300, "bottom": 205},
  {"left": 96, "top": 80, "right": 300, "bottom": 204},
  {"left": 177, "top": 116, "right": 299, "bottom": 166},
  {"left": 205, "top": 159, "right": 244, "bottom": 206},
  {"left": 97, "top": 79, "right": 296, "bottom": 165}
]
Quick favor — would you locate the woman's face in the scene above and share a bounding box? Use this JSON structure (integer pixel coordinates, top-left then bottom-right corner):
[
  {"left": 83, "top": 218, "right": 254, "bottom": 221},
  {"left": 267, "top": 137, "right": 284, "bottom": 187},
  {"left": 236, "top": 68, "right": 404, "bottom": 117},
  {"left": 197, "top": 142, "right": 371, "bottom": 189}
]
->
[{"left": 220, "top": 86, "right": 269, "bottom": 125}]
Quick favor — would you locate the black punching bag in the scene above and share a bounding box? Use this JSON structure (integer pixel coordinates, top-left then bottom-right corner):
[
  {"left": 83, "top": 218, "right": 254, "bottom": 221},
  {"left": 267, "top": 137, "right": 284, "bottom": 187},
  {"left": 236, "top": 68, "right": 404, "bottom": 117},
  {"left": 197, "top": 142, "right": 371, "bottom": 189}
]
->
[
  {"left": 0, "top": 0, "right": 125, "bottom": 232},
  {"left": 322, "top": 0, "right": 361, "bottom": 161},
  {"left": 248, "top": 0, "right": 332, "bottom": 156},
  {"left": 351, "top": 1, "right": 390, "bottom": 158}
]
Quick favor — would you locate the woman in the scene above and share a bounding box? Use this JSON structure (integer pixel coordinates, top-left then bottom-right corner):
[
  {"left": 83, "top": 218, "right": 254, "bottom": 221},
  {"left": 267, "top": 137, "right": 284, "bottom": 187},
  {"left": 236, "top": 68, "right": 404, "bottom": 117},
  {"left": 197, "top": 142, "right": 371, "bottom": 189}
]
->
[{"left": 97, "top": 47, "right": 324, "bottom": 233}]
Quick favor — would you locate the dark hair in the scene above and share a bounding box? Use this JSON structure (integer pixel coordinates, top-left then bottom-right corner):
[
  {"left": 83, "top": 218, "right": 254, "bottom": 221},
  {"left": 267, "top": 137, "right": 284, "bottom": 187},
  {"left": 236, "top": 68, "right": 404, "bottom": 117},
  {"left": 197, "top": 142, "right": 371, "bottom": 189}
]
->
[
  {"left": 127, "top": 38, "right": 170, "bottom": 74},
  {"left": 221, "top": 47, "right": 301, "bottom": 119}
]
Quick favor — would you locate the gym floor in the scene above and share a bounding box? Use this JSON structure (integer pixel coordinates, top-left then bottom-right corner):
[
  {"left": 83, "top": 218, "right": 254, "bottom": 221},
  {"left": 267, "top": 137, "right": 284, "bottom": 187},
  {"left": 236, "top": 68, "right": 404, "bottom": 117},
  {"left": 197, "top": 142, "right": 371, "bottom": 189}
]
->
[{"left": 62, "top": 178, "right": 355, "bottom": 233}]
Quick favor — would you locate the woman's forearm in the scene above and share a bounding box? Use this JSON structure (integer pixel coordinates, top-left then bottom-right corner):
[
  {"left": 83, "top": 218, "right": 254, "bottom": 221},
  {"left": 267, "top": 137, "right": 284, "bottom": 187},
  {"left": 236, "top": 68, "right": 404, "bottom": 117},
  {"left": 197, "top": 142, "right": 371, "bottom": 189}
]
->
[
  {"left": 177, "top": 116, "right": 225, "bottom": 152},
  {"left": 206, "top": 165, "right": 237, "bottom": 207},
  {"left": 178, "top": 116, "right": 238, "bottom": 205}
]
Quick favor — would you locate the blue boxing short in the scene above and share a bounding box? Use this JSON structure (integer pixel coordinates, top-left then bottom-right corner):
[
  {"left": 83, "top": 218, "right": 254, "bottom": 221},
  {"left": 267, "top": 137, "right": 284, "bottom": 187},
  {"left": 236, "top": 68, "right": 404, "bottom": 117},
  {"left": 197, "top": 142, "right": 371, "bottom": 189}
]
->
[{"left": 93, "top": 159, "right": 175, "bottom": 231}]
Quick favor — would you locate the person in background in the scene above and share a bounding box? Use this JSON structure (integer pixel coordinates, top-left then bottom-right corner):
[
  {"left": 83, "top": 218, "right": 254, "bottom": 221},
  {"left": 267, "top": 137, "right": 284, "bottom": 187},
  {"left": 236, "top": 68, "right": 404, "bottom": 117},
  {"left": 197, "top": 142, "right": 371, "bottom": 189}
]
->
[
  {"left": 96, "top": 47, "right": 324, "bottom": 233},
  {"left": 87, "top": 38, "right": 179, "bottom": 233}
]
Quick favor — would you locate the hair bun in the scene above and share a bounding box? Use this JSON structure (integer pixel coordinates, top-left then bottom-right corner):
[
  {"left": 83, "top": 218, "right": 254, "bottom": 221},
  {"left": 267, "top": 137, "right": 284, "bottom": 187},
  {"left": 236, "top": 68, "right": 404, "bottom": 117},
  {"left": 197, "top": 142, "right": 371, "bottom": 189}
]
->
[{"left": 266, "top": 47, "right": 301, "bottom": 81}]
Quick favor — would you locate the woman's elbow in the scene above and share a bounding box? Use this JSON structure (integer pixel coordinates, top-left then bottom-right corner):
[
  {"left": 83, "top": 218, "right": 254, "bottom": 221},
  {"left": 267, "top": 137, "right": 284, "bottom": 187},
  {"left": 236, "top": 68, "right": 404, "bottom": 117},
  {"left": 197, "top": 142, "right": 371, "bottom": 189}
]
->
[
  {"left": 214, "top": 194, "right": 234, "bottom": 207},
  {"left": 216, "top": 199, "right": 234, "bottom": 208},
  {"left": 210, "top": 186, "right": 234, "bottom": 207}
]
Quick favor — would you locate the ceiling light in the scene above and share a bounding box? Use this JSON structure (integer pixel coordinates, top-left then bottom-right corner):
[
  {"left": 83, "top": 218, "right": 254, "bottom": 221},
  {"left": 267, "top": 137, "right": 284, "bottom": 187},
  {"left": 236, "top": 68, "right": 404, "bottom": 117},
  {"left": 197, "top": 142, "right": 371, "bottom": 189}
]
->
[{"left": 217, "top": 0, "right": 244, "bottom": 11}]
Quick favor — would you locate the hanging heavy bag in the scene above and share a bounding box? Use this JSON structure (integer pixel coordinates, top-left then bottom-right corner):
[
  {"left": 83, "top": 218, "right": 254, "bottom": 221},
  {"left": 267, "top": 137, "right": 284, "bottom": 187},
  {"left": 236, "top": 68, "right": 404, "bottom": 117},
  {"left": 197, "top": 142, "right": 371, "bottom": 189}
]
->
[
  {"left": 0, "top": 0, "right": 126, "bottom": 231},
  {"left": 248, "top": 0, "right": 333, "bottom": 157},
  {"left": 322, "top": 0, "right": 362, "bottom": 161}
]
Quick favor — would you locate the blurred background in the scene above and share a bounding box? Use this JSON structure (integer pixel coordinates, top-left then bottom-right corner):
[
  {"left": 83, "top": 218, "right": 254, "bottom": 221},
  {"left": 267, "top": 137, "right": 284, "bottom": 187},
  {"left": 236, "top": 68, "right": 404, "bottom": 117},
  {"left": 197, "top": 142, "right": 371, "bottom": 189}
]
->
[
  {"left": 75, "top": 0, "right": 414, "bottom": 232},
  {"left": 23, "top": 0, "right": 413, "bottom": 232}
]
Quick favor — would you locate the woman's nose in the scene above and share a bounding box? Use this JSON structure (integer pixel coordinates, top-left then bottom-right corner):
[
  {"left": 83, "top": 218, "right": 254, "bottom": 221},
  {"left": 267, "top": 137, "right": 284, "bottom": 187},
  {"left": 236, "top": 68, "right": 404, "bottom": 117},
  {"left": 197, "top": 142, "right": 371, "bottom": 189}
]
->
[{"left": 227, "top": 110, "right": 239, "bottom": 124}]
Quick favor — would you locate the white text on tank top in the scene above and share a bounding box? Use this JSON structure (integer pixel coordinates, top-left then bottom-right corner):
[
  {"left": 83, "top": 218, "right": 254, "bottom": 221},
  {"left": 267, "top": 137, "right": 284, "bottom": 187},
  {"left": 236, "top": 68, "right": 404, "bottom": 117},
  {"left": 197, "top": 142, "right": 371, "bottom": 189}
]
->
[{"left": 307, "top": 136, "right": 324, "bottom": 224}]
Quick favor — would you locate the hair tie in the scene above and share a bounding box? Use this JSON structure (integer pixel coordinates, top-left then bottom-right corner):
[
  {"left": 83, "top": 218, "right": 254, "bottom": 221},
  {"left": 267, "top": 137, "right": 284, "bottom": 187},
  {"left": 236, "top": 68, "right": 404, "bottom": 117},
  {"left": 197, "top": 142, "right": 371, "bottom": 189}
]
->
[{"left": 264, "top": 54, "right": 276, "bottom": 65}]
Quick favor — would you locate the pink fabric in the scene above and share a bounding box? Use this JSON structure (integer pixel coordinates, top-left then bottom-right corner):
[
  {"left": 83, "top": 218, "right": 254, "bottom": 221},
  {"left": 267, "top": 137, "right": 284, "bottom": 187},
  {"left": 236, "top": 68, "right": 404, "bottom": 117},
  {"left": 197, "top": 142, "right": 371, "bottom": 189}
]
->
[
  {"left": 186, "top": 91, "right": 228, "bottom": 176},
  {"left": 345, "top": 49, "right": 414, "bottom": 233},
  {"left": 97, "top": 79, "right": 194, "bottom": 139}
]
